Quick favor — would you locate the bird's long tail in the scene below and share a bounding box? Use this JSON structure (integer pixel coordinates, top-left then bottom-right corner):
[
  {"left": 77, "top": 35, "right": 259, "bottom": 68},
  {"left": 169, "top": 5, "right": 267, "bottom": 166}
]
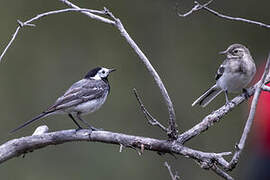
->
[
  {"left": 10, "top": 112, "right": 51, "bottom": 133},
  {"left": 192, "top": 84, "right": 223, "bottom": 107}
]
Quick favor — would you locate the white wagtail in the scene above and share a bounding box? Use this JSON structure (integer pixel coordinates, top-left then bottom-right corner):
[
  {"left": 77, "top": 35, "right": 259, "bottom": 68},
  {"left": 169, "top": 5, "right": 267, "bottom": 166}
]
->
[
  {"left": 11, "top": 67, "right": 116, "bottom": 133},
  {"left": 192, "top": 44, "right": 256, "bottom": 107}
]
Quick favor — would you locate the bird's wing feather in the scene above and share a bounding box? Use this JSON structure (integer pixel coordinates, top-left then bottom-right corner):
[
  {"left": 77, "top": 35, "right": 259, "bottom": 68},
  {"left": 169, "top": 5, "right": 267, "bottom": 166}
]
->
[
  {"left": 46, "top": 79, "right": 108, "bottom": 112},
  {"left": 215, "top": 62, "right": 226, "bottom": 81}
]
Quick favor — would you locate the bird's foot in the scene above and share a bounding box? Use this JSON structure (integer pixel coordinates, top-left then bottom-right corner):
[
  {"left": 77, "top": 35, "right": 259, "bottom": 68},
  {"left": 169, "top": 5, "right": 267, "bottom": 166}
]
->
[
  {"left": 75, "top": 127, "right": 83, "bottom": 132},
  {"left": 226, "top": 100, "right": 236, "bottom": 106}
]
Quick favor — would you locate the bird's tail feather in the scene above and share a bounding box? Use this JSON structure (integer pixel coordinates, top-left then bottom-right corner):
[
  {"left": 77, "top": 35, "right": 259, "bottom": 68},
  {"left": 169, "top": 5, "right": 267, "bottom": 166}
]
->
[
  {"left": 10, "top": 112, "right": 51, "bottom": 133},
  {"left": 192, "top": 84, "right": 223, "bottom": 107}
]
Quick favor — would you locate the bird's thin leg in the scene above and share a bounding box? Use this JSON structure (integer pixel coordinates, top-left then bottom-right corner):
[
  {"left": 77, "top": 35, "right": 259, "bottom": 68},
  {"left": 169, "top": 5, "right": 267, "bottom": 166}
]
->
[
  {"left": 76, "top": 113, "right": 101, "bottom": 131},
  {"left": 225, "top": 90, "right": 229, "bottom": 105},
  {"left": 68, "top": 113, "right": 82, "bottom": 130},
  {"left": 242, "top": 88, "right": 249, "bottom": 99}
]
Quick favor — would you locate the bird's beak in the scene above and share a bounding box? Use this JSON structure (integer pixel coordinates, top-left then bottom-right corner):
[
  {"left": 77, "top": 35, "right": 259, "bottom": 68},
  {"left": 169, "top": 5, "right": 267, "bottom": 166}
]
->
[
  {"left": 219, "top": 50, "right": 227, "bottom": 55},
  {"left": 109, "top": 68, "right": 116, "bottom": 73}
]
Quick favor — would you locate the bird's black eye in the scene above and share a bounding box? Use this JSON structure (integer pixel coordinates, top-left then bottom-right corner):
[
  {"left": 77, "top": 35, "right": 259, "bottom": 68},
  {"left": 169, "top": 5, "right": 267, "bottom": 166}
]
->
[
  {"left": 233, "top": 49, "right": 239, "bottom": 54},
  {"left": 102, "top": 70, "right": 105, "bottom": 74}
]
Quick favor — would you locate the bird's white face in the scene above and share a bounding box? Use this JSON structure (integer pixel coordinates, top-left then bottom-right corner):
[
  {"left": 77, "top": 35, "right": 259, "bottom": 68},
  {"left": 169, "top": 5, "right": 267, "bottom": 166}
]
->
[
  {"left": 228, "top": 47, "right": 247, "bottom": 58},
  {"left": 92, "top": 67, "right": 112, "bottom": 80},
  {"left": 220, "top": 44, "right": 250, "bottom": 59}
]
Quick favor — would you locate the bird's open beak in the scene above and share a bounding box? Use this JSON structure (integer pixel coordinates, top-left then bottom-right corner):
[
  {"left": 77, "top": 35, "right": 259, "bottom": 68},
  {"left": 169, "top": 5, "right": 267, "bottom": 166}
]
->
[{"left": 109, "top": 68, "right": 116, "bottom": 73}]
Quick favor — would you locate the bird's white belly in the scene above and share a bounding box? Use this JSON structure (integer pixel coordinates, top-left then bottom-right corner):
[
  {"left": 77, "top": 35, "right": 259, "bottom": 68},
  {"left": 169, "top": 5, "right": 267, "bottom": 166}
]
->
[
  {"left": 72, "top": 94, "right": 108, "bottom": 114},
  {"left": 217, "top": 72, "right": 251, "bottom": 93}
]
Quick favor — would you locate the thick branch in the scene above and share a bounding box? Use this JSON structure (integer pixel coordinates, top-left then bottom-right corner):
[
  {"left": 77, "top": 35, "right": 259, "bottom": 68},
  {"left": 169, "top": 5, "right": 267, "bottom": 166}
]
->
[{"left": 0, "top": 129, "right": 230, "bottom": 168}]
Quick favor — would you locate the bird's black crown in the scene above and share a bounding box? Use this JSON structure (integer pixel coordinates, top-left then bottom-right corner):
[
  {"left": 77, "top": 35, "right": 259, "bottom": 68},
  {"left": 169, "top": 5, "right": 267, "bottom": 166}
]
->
[{"left": 84, "top": 67, "right": 102, "bottom": 79}]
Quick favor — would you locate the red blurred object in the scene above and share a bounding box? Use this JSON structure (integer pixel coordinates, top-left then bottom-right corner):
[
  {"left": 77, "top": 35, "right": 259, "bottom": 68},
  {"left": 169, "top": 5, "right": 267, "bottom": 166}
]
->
[
  {"left": 244, "top": 61, "right": 270, "bottom": 180},
  {"left": 251, "top": 62, "right": 270, "bottom": 155}
]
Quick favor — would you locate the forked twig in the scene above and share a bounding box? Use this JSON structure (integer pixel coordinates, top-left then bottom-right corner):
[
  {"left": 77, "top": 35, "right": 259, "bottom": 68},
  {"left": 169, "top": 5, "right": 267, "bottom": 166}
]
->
[
  {"left": 133, "top": 88, "right": 167, "bottom": 132},
  {"left": 0, "top": 8, "right": 112, "bottom": 62},
  {"left": 177, "top": 0, "right": 270, "bottom": 29}
]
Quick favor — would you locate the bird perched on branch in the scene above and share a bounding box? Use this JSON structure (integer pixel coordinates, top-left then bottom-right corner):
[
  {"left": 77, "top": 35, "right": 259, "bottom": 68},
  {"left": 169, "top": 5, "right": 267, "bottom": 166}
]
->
[
  {"left": 11, "top": 67, "right": 116, "bottom": 133},
  {"left": 192, "top": 44, "right": 256, "bottom": 107}
]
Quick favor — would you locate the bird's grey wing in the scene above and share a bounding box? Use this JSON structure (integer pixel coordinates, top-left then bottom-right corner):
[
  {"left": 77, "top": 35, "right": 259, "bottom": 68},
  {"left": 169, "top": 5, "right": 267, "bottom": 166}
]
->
[
  {"left": 46, "top": 79, "right": 107, "bottom": 112},
  {"left": 215, "top": 61, "right": 226, "bottom": 81}
]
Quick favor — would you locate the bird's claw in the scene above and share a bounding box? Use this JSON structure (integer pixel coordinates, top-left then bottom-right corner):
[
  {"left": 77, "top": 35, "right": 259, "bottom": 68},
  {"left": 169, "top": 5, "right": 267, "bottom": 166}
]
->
[
  {"left": 75, "top": 127, "right": 83, "bottom": 132},
  {"left": 242, "top": 88, "right": 250, "bottom": 99}
]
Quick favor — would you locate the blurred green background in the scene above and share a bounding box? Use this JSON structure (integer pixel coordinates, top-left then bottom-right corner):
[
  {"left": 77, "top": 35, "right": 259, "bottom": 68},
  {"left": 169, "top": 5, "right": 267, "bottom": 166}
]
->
[{"left": 0, "top": 0, "right": 269, "bottom": 179}]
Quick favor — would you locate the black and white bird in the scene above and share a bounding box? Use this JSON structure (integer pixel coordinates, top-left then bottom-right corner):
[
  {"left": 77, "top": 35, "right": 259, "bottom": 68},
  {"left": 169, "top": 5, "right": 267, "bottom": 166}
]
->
[
  {"left": 11, "top": 67, "right": 116, "bottom": 133},
  {"left": 192, "top": 44, "right": 256, "bottom": 107}
]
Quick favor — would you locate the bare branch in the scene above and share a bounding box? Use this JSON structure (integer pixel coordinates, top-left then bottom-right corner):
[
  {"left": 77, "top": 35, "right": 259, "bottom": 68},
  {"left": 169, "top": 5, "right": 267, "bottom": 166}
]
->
[
  {"left": 177, "top": 1, "right": 270, "bottom": 29},
  {"left": 164, "top": 162, "right": 180, "bottom": 180},
  {"left": 0, "top": 26, "right": 21, "bottom": 62},
  {"left": 226, "top": 53, "right": 270, "bottom": 170},
  {"left": 0, "top": 128, "right": 231, "bottom": 169},
  {"left": 59, "top": 0, "right": 114, "bottom": 24},
  {"left": 60, "top": 0, "right": 178, "bottom": 139},
  {"left": 133, "top": 88, "right": 168, "bottom": 132}
]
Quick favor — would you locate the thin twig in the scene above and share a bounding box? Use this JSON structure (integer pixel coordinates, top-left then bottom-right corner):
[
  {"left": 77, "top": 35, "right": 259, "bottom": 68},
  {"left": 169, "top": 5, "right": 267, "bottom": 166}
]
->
[
  {"left": 177, "top": 1, "right": 270, "bottom": 29},
  {"left": 226, "top": 53, "right": 270, "bottom": 170},
  {"left": 177, "top": 0, "right": 213, "bottom": 17},
  {"left": 59, "top": 0, "right": 115, "bottom": 24},
  {"left": 0, "top": 26, "right": 21, "bottom": 62},
  {"left": 211, "top": 165, "right": 233, "bottom": 180},
  {"left": 133, "top": 88, "right": 168, "bottom": 132},
  {"left": 200, "top": 2, "right": 270, "bottom": 29},
  {"left": 164, "top": 162, "right": 180, "bottom": 180},
  {"left": 0, "top": 8, "right": 113, "bottom": 62},
  {"left": 119, "top": 144, "right": 123, "bottom": 152}
]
